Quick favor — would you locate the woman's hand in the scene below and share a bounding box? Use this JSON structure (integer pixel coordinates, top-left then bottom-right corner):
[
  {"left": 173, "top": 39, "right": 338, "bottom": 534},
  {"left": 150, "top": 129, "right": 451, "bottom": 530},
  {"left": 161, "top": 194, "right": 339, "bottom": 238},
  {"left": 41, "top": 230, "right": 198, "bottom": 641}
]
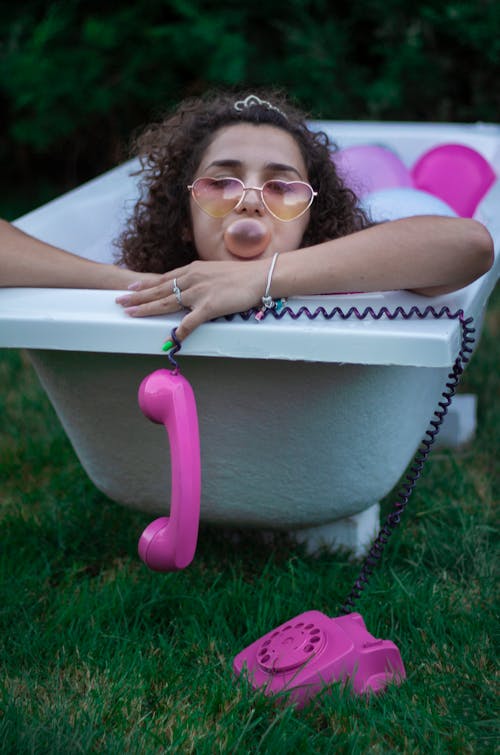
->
[{"left": 115, "top": 258, "right": 268, "bottom": 341}]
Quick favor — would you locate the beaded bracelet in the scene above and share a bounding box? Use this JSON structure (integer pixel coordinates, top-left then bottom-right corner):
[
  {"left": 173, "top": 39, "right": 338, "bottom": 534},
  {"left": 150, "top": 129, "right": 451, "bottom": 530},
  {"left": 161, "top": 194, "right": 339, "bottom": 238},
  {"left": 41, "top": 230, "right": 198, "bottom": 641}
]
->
[{"left": 255, "top": 253, "right": 286, "bottom": 320}]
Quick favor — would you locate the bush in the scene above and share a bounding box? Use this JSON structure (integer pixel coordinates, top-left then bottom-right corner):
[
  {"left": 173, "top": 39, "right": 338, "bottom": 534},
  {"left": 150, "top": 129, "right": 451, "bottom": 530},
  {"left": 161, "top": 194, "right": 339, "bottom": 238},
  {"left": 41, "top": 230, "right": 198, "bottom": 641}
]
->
[{"left": 1, "top": 0, "right": 499, "bottom": 216}]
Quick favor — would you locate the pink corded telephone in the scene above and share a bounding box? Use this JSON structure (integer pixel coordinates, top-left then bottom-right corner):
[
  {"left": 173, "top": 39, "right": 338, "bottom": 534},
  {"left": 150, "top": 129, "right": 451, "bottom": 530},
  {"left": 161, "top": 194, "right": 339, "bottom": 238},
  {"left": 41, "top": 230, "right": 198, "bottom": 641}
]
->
[
  {"left": 233, "top": 611, "right": 405, "bottom": 706},
  {"left": 137, "top": 305, "right": 474, "bottom": 704}
]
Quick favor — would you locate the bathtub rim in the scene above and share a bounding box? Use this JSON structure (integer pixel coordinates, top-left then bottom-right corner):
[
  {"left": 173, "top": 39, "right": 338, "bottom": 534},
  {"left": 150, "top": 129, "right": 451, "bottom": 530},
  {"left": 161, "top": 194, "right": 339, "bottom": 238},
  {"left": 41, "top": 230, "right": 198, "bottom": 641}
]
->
[{"left": 0, "top": 265, "right": 497, "bottom": 367}]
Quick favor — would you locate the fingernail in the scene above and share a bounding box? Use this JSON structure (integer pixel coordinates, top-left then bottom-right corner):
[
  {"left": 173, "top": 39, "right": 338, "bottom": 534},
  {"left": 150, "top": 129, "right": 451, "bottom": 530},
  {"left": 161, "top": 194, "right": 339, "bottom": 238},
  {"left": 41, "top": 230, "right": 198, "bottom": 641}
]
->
[
  {"left": 116, "top": 295, "right": 133, "bottom": 305},
  {"left": 127, "top": 281, "right": 141, "bottom": 290},
  {"left": 162, "top": 339, "right": 174, "bottom": 352},
  {"left": 124, "top": 306, "right": 139, "bottom": 316}
]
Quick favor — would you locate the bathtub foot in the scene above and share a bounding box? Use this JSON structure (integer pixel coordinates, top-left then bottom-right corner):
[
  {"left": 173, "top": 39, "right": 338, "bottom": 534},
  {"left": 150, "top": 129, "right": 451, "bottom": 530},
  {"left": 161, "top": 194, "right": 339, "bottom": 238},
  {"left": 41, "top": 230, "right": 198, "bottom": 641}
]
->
[
  {"left": 294, "top": 502, "right": 380, "bottom": 560},
  {"left": 433, "top": 393, "right": 477, "bottom": 449}
]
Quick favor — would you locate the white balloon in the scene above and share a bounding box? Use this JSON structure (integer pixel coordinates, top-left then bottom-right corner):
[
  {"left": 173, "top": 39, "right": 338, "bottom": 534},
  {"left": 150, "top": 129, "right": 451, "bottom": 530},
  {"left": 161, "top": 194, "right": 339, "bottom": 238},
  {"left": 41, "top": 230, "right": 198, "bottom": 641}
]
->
[
  {"left": 473, "top": 179, "right": 500, "bottom": 252},
  {"left": 474, "top": 178, "right": 500, "bottom": 225},
  {"left": 361, "top": 187, "right": 457, "bottom": 222}
]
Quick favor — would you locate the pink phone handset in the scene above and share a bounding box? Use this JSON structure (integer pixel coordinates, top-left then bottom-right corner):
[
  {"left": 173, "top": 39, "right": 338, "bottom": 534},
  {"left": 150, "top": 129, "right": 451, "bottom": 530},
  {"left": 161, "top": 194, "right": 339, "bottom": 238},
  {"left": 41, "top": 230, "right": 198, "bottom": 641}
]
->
[
  {"left": 233, "top": 610, "right": 405, "bottom": 707},
  {"left": 137, "top": 368, "right": 201, "bottom": 571}
]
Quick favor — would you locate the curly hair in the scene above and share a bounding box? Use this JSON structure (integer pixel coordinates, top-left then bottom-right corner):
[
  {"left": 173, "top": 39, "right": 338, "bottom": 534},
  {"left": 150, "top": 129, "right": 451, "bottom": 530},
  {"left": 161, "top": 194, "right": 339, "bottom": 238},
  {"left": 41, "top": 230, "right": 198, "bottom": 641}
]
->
[{"left": 116, "top": 89, "right": 371, "bottom": 273}]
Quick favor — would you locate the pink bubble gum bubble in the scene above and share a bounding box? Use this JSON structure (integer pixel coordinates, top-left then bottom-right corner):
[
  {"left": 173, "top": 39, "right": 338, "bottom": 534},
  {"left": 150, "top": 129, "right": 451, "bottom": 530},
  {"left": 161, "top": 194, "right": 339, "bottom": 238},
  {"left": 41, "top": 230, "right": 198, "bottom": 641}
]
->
[
  {"left": 411, "top": 143, "right": 496, "bottom": 217},
  {"left": 224, "top": 219, "right": 271, "bottom": 258}
]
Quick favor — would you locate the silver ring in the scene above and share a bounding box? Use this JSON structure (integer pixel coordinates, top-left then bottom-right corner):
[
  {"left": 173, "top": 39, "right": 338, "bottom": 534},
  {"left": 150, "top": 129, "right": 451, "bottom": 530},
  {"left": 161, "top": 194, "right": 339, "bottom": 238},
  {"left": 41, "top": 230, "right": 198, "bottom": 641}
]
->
[{"left": 172, "top": 278, "right": 183, "bottom": 307}]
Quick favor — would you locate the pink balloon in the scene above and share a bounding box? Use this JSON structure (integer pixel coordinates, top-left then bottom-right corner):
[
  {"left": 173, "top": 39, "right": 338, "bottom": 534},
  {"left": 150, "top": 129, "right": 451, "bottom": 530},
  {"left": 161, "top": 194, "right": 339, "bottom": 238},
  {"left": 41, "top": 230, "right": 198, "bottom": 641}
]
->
[
  {"left": 332, "top": 145, "right": 413, "bottom": 197},
  {"left": 411, "top": 144, "right": 496, "bottom": 217}
]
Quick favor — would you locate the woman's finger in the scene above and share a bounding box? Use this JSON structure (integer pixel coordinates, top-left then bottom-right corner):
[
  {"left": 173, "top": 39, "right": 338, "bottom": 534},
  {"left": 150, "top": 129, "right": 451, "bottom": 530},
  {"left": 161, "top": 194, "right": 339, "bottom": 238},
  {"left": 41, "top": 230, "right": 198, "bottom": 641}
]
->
[
  {"left": 175, "top": 307, "right": 209, "bottom": 342},
  {"left": 126, "top": 259, "right": 199, "bottom": 292},
  {"left": 122, "top": 294, "right": 182, "bottom": 317},
  {"left": 116, "top": 279, "right": 179, "bottom": 308},
  {"left": 125, "top": 272, "right": 164, "bottom": 290}
]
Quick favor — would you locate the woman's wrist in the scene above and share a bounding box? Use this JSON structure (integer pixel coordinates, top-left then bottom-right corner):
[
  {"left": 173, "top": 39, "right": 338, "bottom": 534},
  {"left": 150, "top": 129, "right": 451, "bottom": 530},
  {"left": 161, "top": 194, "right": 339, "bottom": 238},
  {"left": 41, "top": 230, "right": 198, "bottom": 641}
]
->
[
  {"left": 255, "top": 253, "right": 286, "bottom": 319},
  {"left": 99, "top": 264, "right": 150, "bottom": 290}
]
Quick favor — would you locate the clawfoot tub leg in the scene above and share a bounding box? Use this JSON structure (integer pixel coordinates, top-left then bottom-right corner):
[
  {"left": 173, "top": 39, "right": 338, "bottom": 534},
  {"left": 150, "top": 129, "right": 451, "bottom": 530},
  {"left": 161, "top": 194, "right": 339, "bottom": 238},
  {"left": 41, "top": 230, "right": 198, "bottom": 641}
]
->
[
  {"left": 433, "top": 393, "right": 477, "bottom": 449},
  {"left": 294, "top": 394, "right": 477, "bottom": 560},
  {"left": 294, "top": 502, "right": 381, "bottom": 559}
]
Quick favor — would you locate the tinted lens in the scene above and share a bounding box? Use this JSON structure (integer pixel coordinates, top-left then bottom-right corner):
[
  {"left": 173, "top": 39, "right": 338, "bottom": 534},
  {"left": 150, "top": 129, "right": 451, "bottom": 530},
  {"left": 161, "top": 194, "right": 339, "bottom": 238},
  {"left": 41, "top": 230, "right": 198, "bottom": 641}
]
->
[
  {"left": 262, "top": 180, "right": 314, "bottom": 220},
  {"left": 191, "top": 177, "right": 243, "bottom": 217}
]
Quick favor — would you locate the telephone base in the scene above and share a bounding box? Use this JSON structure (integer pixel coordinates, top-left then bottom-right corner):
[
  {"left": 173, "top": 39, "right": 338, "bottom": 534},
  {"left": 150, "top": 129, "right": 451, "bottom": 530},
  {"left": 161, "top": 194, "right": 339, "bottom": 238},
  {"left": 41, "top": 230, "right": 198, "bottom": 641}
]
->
[{"left": 233, "top": 610, "right": 405, "bottom": 707}]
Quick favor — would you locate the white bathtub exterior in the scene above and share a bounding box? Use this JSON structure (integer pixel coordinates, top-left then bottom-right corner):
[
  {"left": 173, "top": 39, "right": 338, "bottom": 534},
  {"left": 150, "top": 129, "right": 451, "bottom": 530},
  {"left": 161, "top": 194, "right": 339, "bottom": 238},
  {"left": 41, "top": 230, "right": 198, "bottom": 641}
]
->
[{"left": 1, "top": 121, "right": 498, "bottom": 552}]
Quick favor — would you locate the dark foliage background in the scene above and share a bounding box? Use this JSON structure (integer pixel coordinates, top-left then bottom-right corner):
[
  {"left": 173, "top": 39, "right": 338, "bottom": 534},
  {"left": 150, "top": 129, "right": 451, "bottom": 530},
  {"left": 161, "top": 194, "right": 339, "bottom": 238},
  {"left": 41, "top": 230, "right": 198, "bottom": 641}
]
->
[{"left": 1, "top": 0, "right": 499, "bottom": 218}]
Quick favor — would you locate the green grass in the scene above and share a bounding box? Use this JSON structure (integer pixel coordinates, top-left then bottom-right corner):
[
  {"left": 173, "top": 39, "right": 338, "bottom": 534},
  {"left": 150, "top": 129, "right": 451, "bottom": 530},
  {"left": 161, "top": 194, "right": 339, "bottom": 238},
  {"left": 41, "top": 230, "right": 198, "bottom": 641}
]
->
[{"left": 1, "top": 290, "right": 498, "bottom": 754}]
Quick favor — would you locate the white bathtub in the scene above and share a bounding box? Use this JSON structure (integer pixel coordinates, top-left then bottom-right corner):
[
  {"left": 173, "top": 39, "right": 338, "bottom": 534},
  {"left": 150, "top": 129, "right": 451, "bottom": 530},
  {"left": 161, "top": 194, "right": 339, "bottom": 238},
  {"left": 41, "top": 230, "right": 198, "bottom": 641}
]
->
[{"left": 1, "top": 121, "right": 499, "bottom": 556}]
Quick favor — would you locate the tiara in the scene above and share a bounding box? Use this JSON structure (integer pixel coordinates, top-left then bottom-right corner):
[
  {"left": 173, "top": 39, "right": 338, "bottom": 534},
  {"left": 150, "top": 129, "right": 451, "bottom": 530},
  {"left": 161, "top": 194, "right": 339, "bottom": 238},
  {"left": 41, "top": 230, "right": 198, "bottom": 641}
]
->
[{"left": 233, "top": 94, "right": 286, "bottom": 118}]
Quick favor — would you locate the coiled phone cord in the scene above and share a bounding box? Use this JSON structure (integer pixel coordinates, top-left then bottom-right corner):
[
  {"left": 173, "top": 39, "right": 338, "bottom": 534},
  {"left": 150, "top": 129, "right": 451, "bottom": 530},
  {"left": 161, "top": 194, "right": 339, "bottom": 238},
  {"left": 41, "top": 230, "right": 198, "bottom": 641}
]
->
[{"left": 166, "top": 304, "right": 476, "bottom": 614}]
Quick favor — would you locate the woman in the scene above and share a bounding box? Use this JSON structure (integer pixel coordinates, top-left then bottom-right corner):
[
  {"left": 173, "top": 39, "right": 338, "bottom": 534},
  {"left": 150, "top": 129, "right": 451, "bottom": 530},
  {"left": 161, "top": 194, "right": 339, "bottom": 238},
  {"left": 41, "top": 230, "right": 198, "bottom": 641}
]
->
[{"left": 0, "top": 91, "right": 493, "bottom": 344}]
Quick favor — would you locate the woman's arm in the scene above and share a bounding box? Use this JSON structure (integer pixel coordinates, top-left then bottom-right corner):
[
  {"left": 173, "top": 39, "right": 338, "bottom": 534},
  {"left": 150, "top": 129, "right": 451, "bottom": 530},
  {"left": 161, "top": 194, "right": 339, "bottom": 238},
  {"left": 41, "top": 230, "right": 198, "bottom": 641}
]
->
[
  {"left": 116, "top": 216, "right": 494, "bottom": 340},
  {"left": 271, "top": 216, "right": 494, "bottom": 298},
  {"left": 0, "top": 218, "right": 160, "bottom": 289}
]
